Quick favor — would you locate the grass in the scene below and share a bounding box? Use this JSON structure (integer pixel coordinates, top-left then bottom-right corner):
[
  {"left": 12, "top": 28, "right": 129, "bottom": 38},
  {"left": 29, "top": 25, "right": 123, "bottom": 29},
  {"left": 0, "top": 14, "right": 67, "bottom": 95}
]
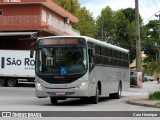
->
[{"left": 149, "top": 91, "right": 160, "bottom": 100}]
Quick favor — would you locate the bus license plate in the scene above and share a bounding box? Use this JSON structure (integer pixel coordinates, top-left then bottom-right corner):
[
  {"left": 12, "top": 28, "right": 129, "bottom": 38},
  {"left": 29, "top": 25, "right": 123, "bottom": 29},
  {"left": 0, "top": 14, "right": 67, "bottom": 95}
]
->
[{"left": 56, "top": 91, "right": 65, "bottom": 95}]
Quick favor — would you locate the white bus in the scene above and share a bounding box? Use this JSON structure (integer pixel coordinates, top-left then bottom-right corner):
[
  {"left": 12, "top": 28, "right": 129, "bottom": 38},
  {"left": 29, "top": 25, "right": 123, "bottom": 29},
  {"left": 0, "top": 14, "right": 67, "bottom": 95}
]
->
[{"left": 32, "top": 36, "right": 130, "bottom": 104}]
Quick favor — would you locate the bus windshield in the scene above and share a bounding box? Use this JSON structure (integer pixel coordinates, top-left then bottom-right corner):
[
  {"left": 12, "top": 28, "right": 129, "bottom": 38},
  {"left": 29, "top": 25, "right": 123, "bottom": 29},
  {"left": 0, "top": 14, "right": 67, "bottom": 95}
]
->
[{"left": 36, "top": 46, "right": 87, "bottom": 75}]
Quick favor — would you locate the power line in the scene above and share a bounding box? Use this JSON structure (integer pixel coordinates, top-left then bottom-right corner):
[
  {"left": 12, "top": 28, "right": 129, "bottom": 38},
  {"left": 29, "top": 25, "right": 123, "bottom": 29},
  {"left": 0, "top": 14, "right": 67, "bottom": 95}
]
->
[
  {"left": 141, "top": 11, "right": 160, "bottom": 26},
  {"left": 147, "top": 0, "right": 158, "bottom": 13},
  {"left": 139, "top": 4, "right": 150, "bottom": 19},
  {"left": 140, "top": 0, "right": 154, "bottom": 15},
  {"left": 152, "top": 0, "right": 160, "bottom": 10},
  {"left": 139, "top": 0, "right": 160, "bottom": 25},
  {"left": 154, "top": 0, "right": 160, "bottom": 9}
]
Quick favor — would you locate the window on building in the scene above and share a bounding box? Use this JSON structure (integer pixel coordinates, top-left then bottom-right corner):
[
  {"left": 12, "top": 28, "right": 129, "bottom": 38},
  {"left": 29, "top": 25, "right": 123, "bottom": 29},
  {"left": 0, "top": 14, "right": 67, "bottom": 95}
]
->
[
  {"left": 42, "top": 10, "right": 46, "bottom": 22},
  {"left": 48, "top": 13, "right": 52, "bottom": 25},
  {"left": 0, "top": 10, "right": 3, "bottom": 16}
]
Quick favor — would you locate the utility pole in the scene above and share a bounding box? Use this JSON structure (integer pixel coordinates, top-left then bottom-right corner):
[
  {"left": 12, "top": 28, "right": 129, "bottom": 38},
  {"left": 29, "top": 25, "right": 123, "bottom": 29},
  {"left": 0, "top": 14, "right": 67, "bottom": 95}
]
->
[
  {"left": 155, "top": 13, "right": 160, "bottom": 60},
  {"left": 135, "top": 0, "right": 142, "bottom": 87},
  {"left": 155, "top": 13, "right": 160, "bottom": 79}
]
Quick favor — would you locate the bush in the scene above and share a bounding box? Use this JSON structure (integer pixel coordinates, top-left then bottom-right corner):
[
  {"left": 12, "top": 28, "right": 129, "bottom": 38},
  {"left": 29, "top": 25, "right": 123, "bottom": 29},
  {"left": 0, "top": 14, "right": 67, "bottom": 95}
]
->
[
  {"left": 156, "top": 102, "right": 160, "bottom": 107},
  {"left": 149, "top": 91, "right": 160, "bottom": 100}
]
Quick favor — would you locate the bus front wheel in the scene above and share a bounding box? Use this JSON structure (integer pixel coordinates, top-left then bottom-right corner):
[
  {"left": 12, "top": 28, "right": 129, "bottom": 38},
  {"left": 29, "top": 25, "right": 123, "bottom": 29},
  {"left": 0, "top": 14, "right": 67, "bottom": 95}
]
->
[{"left": 91, "top": 85, "right": 100, "bottom": 104}]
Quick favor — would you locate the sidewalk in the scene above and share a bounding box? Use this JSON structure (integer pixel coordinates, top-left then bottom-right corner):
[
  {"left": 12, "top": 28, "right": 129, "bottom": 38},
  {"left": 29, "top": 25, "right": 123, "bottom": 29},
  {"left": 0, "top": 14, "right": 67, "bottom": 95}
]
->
[
  {"left": 125, "top": 97, "right": 160, "bottom": 108},
  {"left": 124, "top": 81, "right": 160, "bottom": 108}
]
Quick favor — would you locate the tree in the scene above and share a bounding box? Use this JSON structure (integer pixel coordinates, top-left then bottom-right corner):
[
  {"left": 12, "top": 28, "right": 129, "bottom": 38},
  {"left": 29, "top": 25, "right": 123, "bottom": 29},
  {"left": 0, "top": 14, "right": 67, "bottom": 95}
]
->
[
  {"left": 122, "top": 8, "right": 135, "bottom": 23},
  {"left": 122, "top": 9, "right": 137, "bottom": 63},
  {"left": 95, "top": 7, "right": 148, "bottom": 63},
  {"left": 113, "top": 10, "right": 130, "bottom": 47},
  {"left": 74, "top": 7, "right": 96, "bottom": 37},
  {"left": 53, "top": 0, "right": 96, "bottom": 37},
  {"left": 53, "top": 0, "right": 80, "bottom": 15},
  {"left": 140, "top": 20, "right": 160, "bottom": 76},
  {"left": 142, "top": 20, "right": 159, "bottom": 62},
  {"left": 95, "top": 7, "right": 140, "bottom": 62},
  {"left": 143, "top": 61, "right": 160, "bottom": 77},
  {"left": 95, "top": 6, "right": 114, "bottom": 41},
  {"left": 114, "top": 10, "right": 137, "bottom": 63}
]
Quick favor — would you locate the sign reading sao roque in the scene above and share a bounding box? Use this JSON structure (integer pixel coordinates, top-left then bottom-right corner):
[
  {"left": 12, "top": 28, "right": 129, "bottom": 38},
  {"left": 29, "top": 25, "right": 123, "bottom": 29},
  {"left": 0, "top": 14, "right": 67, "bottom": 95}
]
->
[{"left": 4, "top": 0, "right": 21, "bottom": 2}]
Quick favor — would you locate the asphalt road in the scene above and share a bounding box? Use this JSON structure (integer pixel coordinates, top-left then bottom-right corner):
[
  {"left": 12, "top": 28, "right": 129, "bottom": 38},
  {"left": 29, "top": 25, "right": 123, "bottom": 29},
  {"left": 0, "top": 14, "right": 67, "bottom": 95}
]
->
[{"left": 0, "top": 81, "right": 160, "bottom": 120}]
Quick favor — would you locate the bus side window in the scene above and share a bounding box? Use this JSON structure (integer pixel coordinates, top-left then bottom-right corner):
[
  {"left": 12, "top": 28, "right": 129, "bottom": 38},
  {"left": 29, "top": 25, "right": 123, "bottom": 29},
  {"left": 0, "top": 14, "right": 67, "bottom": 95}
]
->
[{"left": 88, "top": 49, "right": 94, "bottom": 63}]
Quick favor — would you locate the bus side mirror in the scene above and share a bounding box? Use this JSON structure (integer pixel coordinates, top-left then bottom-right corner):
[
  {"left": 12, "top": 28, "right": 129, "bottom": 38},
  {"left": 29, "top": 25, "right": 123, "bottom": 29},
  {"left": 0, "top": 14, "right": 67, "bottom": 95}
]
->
[{"left": 30, "top": 50, "right": 34, "bottom": 58}]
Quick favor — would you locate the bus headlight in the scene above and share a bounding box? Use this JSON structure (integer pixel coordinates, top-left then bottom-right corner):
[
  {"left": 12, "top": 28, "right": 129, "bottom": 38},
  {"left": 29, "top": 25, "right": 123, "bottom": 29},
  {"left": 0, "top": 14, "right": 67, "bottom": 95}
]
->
[
  {"left": 35, "top": 82, "right": 43, "bottom": 91},
  {"left": 77, "top": 82, "right": 88, "bottom": 89}
]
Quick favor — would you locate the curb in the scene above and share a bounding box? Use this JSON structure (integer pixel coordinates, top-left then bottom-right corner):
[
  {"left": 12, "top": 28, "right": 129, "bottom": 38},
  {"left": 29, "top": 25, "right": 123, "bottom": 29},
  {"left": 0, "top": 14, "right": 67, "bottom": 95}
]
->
[{"left": 125, "top": 99, "right": 160, "bottom": 108}]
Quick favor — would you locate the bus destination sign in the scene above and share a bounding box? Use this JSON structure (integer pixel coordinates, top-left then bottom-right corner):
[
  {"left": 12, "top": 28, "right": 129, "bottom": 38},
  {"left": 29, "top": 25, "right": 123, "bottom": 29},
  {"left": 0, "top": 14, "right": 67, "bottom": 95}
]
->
[{"left": 40, "top": 38, "right": 81, "bottom": 46}]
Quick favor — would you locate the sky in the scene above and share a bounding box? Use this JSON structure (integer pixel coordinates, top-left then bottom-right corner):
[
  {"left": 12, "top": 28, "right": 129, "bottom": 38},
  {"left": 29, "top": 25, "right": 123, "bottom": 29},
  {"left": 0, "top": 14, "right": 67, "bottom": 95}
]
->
[{"left": 79, "top": 0, "right": 160, "bottom": 24}]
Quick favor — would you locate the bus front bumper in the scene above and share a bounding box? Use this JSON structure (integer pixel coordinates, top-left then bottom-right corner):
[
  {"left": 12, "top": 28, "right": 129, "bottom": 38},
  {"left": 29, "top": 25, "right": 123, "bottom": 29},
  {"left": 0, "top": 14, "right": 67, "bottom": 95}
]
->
[{"left": 35, "top": 82, "right": 90, "bottom": 98}]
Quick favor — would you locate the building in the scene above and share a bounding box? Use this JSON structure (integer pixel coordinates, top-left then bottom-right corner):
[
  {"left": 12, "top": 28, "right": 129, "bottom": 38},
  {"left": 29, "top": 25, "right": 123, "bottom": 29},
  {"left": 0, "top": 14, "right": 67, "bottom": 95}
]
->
[
  {"left": 130, "top": 51, "right": 147, "bottom": 70},
  {"left": 0, "top": 0, "right": 80, "bottom": 50}
]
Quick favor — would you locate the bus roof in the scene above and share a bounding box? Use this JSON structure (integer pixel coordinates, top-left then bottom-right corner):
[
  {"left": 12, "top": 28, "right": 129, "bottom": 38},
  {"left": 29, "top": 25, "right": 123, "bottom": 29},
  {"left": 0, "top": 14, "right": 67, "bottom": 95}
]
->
[
  {"left": 38, "top": 36, "right": 129, "bottom": 53},
  {"left": 83, "top": 36, "right": 129, "bottom": 53}
]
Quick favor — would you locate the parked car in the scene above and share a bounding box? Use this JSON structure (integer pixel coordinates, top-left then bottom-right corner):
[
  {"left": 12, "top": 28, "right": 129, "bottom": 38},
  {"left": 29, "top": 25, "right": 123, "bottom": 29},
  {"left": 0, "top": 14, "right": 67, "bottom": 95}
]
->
[
  {"left": 143, "top": 75, "right": 155, "bottom": 82},
  {"left": 147, "top": 76, "right": 155, "bottom": 81},
  {"left": 143, "top": 75, "right": 148, "bottom": 82}
]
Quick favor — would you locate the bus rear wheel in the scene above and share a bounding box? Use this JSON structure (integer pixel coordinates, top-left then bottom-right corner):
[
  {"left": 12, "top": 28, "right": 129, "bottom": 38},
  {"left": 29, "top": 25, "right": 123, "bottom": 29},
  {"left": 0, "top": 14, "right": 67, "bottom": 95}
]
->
[
  {"left": 6, "top": 78, "right": 18, "bottom": 87},
  {"left": 110, "top": 82, "right": 122, "bottom": 99},
  {"left": 50, "top": 97, "right": 58, "bottom": 104}
]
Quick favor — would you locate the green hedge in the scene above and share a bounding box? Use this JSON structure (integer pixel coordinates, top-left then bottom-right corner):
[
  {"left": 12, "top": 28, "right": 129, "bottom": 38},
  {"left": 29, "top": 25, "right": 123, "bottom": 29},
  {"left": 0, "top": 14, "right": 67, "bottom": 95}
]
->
[{"left": 149, "top": 91, "right": 160, "bottom": 100}]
